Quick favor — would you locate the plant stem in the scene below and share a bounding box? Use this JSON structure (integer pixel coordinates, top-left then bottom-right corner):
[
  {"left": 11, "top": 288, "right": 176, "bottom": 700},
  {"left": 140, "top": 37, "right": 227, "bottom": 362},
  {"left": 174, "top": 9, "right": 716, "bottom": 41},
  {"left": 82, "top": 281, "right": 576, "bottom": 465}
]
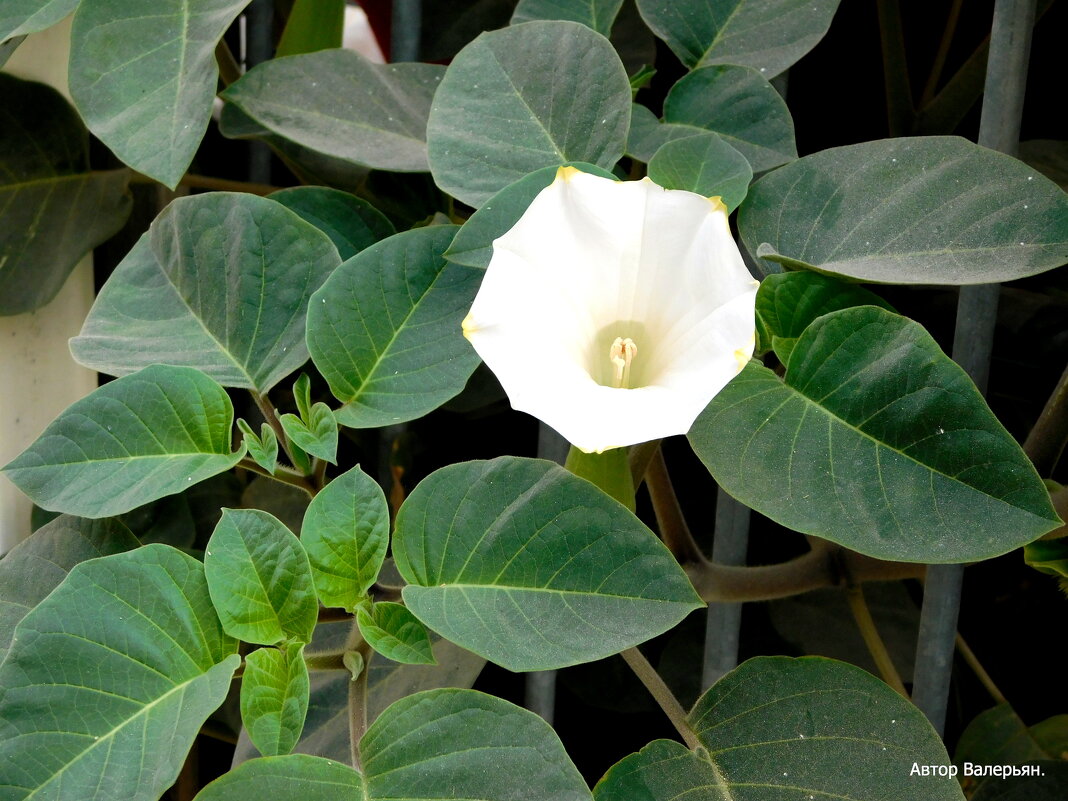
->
[
  {"left": 312, "top": 456, "right": 330, "bottom": 491},
  {"left": 646, "top": 447, "right": 705, "bottom": 564},
  {"left": 876, "top": 0, "right": 914, "bottom": 136},
  {"left": 238, "top": 457, "right": 316, "bottom": 495},
  {"left": 628, "top": 439, "right": 661, "bottom": 486},
  {"left": 129, "top": 172, "right": 283, "bottom": 196},
  {"left": 1024, "top": 361, "right": 1068, "bottom": 475},
  {"left": 346, "top": 633, "right": 372, "bottom": 770},
  {"left": 305, "top": 651, "right": 349, "bottom": 671},
  {"left": 214, "top": 39, "right": 242, "bottom": 87},
  {"left": 919, "top": 0, "right": 964, "bottom": 107},
  {"left": 251, "top": 391, "right": 301, "bottom": 473},
  {"left": 956, "top": 634, "right": 1008, "bottom": 705},
  {"left": 318, "top": 606, "right": 355, "bottom": 623},
  {"left": 845, "top": 585, "right": 908, "bottom": 697},
  {"left": 621, "top": 647, "right": 700, "bottom": 750}
]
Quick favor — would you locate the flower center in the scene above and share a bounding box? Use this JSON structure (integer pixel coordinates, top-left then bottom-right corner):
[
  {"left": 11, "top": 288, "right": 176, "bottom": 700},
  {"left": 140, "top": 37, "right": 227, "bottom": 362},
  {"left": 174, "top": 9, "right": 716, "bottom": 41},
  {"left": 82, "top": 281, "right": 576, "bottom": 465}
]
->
[{"left": 609, "top": 337, "right": 638, "bottom": 389}]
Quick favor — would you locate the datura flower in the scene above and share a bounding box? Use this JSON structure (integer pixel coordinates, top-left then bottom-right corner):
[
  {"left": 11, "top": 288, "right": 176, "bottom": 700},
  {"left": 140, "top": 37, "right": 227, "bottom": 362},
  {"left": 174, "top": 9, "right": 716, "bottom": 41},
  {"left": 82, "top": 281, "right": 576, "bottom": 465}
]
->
[{"left": 462, "top": 167, "right": 758, "bottom": 453}]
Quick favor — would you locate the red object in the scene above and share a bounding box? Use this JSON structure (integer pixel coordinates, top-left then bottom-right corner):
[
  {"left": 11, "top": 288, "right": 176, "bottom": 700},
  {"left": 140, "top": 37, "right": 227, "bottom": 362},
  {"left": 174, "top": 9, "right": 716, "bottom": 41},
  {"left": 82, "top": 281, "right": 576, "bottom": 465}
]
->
[{"left": 355, "top": 0, "right": 392, "bottom": 60}]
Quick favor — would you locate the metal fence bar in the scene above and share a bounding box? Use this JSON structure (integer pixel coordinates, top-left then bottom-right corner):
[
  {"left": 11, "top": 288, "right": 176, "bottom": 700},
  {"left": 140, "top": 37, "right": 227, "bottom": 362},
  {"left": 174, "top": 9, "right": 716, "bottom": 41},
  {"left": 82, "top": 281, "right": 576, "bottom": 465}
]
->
[
  {"left": 912, "top": 0, "right": 1037, "bottom": 735},
  {"left": 701, "top": 489, "right": 750, "bottom": 690},
  {"left": 391, "top": 0, "right": 422, "bottom": 62}
]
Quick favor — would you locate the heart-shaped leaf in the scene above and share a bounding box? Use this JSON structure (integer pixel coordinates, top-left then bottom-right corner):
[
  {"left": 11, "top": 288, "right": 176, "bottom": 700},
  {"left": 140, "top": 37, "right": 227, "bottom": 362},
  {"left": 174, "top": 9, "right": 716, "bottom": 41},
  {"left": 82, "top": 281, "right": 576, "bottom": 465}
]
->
[
  {"left": 357, "top": 602, "right": 436, "bottom": 665},
  {"left": 689, "top": 306, "right": 1061, "bottom": 562},
  {"left": 237, "top": 419, "right": 280, "bottom": 475},
  {"left": 647, "top": 131, "right": 753, "bottom": 211},
  {"left": 3, "top": 365, "right": 244, "bottom": 518},
  {"left": 393, "top": 457, "right": 702, "bottom": 671},
  {"left": 241, "top": 643, "right": 310, "bottom": 757}
]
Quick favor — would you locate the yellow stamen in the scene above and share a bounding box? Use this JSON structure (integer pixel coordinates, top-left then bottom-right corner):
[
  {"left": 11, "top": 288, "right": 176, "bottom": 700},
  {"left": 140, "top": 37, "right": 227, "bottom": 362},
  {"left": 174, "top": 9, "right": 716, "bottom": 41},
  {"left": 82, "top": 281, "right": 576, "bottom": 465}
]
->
[{"left": 609, "top": 337, "right": 638, "bottom": 388}]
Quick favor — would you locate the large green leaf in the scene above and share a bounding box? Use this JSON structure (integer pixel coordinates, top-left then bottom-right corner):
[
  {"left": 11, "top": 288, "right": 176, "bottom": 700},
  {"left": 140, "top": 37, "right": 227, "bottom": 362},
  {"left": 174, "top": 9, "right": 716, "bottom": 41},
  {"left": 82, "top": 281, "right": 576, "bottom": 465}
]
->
[
  {"left": 689, "top": 306, "right": 1061, "bottom": 563},
  {"left": 70, "top": 192, "right": 341, "bottom": 393},
  {"left": 739, "top": 136, "right": 1068, "bottom": 284},
  {"left": 69, "top": 0, "right": 250, "bottom": 188},
  {"left": 307, "top": 225, "right": 481, "bottom": 428},
  {"left": 636, "top": 0, "right": 841, "bottom": 77},
  {"left": 625, "top": 102, "right": 703, "bottom": 162},
  {"left": 0, "top": 0, "right": 78, "bottom": 41},
  {"left": 0, "top": 515, "right": 139, "bottom": 659},
  {"left": 426, "top": 20, "right": 632, "bottom": 207},
  {"left": 647, "top": 131, "right": 753, "bottom": 211},
  {"left": 241, "top": 643, "right": 310, "bottom": 757},
  {"left": 0, "top": 545, "right": 241, "bottom": 801},
  {"left": 221, "top": 49, "right": 444, "bottom": 173},
  {"left": 393, "top": 457, "right": 702, "bottom": 671},
  {"left": 595, "top": 656, "right": 964, "bottom": 800},
  {"left": 301, "top": 465, "right": 389, "bottom": 611},
  {"left": 663, "top": 65, "right": 796, "bottom": 173},
  {"left": 511, "top": 0, "right": 623, "bottom": 36},
  {"left": 0, "top": 74, "right": 131, "bottom": 315},
  {"left": 269, "top": 186, "right": 395, "bottom": 261},
  {"left": 206, "top": 689, "right": 590, "bottom": 800},
  {"left": 445, "top": 161, "right": 617, "bottom": 269},
  {"left": 3, "top": 365, "right": 244, "bottom": 518},
  {"left": 205, "top": 509, "right": 318, "bottom": 645},
  {"left": 275, "top": 0, "right": 344, "bottom": 56}
]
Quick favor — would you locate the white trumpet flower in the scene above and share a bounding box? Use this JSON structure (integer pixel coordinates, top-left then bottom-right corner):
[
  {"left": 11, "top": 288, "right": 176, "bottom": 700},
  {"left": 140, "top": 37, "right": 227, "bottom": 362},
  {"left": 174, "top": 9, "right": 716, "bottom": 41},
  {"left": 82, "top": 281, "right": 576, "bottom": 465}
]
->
[{"left": 462, "top": 167, "right": 758, "bottom": 453}]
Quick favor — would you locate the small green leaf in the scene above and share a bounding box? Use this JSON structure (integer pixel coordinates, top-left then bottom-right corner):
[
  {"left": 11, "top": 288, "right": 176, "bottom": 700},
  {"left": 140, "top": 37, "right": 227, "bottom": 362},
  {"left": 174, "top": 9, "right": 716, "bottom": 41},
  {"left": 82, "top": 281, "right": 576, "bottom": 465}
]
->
[
  {"left": 739, "top": 136, "right": 1068, "bottom": 284},
  {"left": 956, "top": 705, "right": 1049, "bottom": 772},
  {"left": 755, "top": 271, "right": 894, "bottom": 363},
  {"left": 647, "top": 131, "right": 753, "bottom": 211},
  {"left": 663, "top": 65, "right": 797, "bottom": 173},
  {"left": 301, "top": 465, "right": 389, "bottom": 610},
  {"left": 511, "top": 0, "right": 624, "bottom": 36},
  {"left": 280, "top": 405, "right": 339, "bottom": 464},
  {"left": 307, "top": 225, "right": 482, "bottom": 428},
  {"left": 357, "top": 603, "right": 436, "bottom": 665},
  {"left": 71, "top": 192, "right": 341, "bottom": 393},
  {"left": 194, "top": 754, "right": 364, "bottom": 800},
  {"left": 426, "top": 20, "right": 632, "bottom": 207},
  {"left": 0, "top": 74, "right": 131, "bottom": 315},
  {"left": 636, "top": 0, "right": 842, "bottom": 77},
  {"left": 0, "top": 515, "right": 139, "bottom": 660},
  {"left": 629, "top": 64, "right": 657, "bottom": 94},
  {"left": 270, "top": 186, "right": 394, "bottom": 261},
  {"left": 0, "top": 545, "right": 240, "bottom": 801},
  {"left": 446, "top": 162, "right": 617, "bottom": 269},
  {"left": 276, "top": 0, "right": 344, "bottom": 56},
  {"left": 241, "top": 643, "right": 311, "bottom": 757},
  {"left": 292, "top": 374, "right": 313, "bottom": 421},
  {"left": 222, "top": 50, "right": 445, "bottom": 173},
  {"left": 205, "top": 509, "right": 318, "bottom": 645},
  {"left": 393, "top": 457, "right": 702, "bottom": 671},
  {"left": 2, "top": 365, "right": 244, "bottom": 518},
  {"left": 362, "top": 689, "right": 591, "bottom": 801},
  {"left": 690, "top": 306, "right": 1061, "bottom": 563},
  {"left": 238, "top": 419, "right": 279, "bottom": 475},
  {"left": 69, "top": 0, "right": 249, "bottom": 187},
  {"left": 1026, "top": 538, "right": 1068, "bottom": 579}
]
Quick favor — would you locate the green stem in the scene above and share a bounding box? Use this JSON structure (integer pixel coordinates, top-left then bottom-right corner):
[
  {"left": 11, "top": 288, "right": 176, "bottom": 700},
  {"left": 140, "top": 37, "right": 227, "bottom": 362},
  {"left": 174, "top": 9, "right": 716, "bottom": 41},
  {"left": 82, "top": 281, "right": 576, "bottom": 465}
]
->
[
  {"left": 251, "top": 391, "right": 303, "bottom": 475},
  {"left": 304, "top": 651, "right": 349, "bottom": 671},
  {"left": 919, "top": 0, "right": 964, "bottom": 107},
  {"left": 845, "top": 585, "right": 908, "bottom": 697},
  {"left": 214, "top": 38, "right": 242, "bottom": 87},
  {"left": 621, "top": 647, "right": 699, "bottom": 749},
  {"left": 1024, "top": 360, "right": 1068, "bottom": 476},
  {"left": 645, "top": 446, "right": 705, "bottom": 564},
  {"left": 128, "top": 171, "right": 282, "bottom": 196},
  {"left": 956, "top": 634, "right": 1008, "bottom": 705},
  {"left": 238, "top": 457, "right": 316, "bottom": 496},
  {"left": 876, "top": 0, "right": 914, "bottom": 135},
  {"left": 347, "top": 638, "right": 372, "bottom": 770},
  {"left": 628, "top": 439, "right": 661, "bottom": 486}
]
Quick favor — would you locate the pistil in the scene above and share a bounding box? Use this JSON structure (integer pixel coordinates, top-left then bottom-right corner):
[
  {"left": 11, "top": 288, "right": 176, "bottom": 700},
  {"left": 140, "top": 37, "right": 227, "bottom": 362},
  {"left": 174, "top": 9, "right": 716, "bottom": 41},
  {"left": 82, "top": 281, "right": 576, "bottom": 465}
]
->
[{"left": 609, "top": 337, "right": 638, "bottom": 389}]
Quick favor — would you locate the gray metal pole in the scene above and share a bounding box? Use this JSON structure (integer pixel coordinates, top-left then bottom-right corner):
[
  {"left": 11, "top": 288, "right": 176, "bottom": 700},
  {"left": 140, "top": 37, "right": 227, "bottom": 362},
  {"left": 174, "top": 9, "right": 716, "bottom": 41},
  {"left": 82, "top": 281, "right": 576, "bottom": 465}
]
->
[{"left": 701, "top": 489, "right": 750, "bottom": 690}]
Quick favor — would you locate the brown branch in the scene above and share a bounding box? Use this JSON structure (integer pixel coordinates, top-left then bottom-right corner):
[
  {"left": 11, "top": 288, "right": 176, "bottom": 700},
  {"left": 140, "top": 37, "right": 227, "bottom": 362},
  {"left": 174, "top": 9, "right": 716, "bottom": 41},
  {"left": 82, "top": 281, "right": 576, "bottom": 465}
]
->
[
  {"left": 846, "top": 585, "right": 909, "bottom": 697},
  {"left": 956, "top": 633, "right": 1008, "bottom": 705},
  {"left": 1024, "top": 360, "right": 1068, "bottom": 476},
  {"left": 214, "top": 39, "right": 242, "bottom": 87},
  {"left": 129, "top": 171, "right": 283, "bottom": 196}
]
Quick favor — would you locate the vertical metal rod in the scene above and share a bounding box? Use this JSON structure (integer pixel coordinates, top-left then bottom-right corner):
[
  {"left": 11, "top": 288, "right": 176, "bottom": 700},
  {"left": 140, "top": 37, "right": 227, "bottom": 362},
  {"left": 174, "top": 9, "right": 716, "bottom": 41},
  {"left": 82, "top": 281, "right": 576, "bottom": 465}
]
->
[
  {"left": 701, "top": 488, "right": 750, "bottom": 691},
  {"left": 912, "top": 0, "right": 1036, "bottom": 735},
  {"left": 391, "top": 0, "right": 422, "bottom": 62},
  {"left": 524, "top": 423, "right": 568, "bottom": 723},
  {"left": 245, "top": 0, "right": 273, "bottom": 184}
]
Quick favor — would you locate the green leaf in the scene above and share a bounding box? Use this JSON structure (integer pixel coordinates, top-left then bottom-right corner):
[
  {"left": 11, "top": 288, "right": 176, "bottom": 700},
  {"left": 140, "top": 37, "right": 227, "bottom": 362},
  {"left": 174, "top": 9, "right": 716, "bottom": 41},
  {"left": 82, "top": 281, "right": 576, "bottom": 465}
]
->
[
  {"left": 280, "top": 405, "right": 338, "bottom": 464},
  {"left": 739, "top": 136, "right": 1068, "bottom": 284},
  {"left": 222, "top": 49, "right": 444, "bottom": 173},
  {"left": 70, "top": 192, "right": 341, "bottom": 393},
  {"left": 270, "top": 186, "right": 395, "bottom": 261},
  {"left": 956, "top": 705, "right": 1049, "bottom": 770},
  {"left": 237, "top": 419, "right": 279, "bottom": 475},
  {"left": 357, "top": 602, "right": 436, "bottom": 665},
  {"left": 1026, "top": 537, "right": 1068, "bottom": 578},
  {"left": 0, "top": 74, "right": 131, "bottom": 315},
  {"left": 307, "top": 225, "right": 482, "bottom": 428},
  {"left": 0, "top": 35, "right": 24, "bottom": 66},
  {"left": 362, "top": 689, "right": 591, "bottom": 801},
  {"left": 1031, "top": 716, "right": 1068, "bottom": 758},
  {"left": 194, "top": 754, "right": 364, "bottom": 801},
  {"left": 241, "top": 643, "right": 311, "bottom": 757},
  {"left": 301, "top": 465, "right": 389, "bottom": 611},
  {"left": 393, "top": 457, "right": 702, "bottom": 671},
  {"left": 597, "top": 656, "right": 964, "bottom": 800},
  {"left": 0, "top": 515, "right": 139, "bottom": 659},
  {"left": 689, "top": 306, "right": 1061, "bottom": 563},
  {"left": 625, "top": 102, "right": 700, "bottom": 162},
  {"left": 663, "top": 64, "right": 797, "bottom": 173},
  {"left": 636, "top": 0, "right": 842, "bottom": 77},
  {"left": 426, "top": 20, "right": 632, "bottom": 207},
  {"left": 445, "top": 162, "right": 617, "bottom": 269},
  {"left": 971, "top": 763, "right": 1068, "bottom": 801},
  {"left": 205, "top": 509, "right": 318, "bottom": 645},
  {"left": 69, "top": 0, "right": 250, "bottom": 188},
  {"left": 755, "top": 271, "right": 894, "bottom": 363},
  {"left": 511, "top": 0, "right": 623, "bottom": 36},
  {"left": 3, "top": 365, "right": 244, "bottom": 518},
  {"left": 276, "top": 0, "right": 344, "bottom": 56},
  {"left": 647, "top": 131, "right": 753, "bottom": 211},
  {"left": 0, "top": 0, "right": 79, "bottom": 40},
  {"left": 0, "top": 545, "right": 241, "bottom": 801}
]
